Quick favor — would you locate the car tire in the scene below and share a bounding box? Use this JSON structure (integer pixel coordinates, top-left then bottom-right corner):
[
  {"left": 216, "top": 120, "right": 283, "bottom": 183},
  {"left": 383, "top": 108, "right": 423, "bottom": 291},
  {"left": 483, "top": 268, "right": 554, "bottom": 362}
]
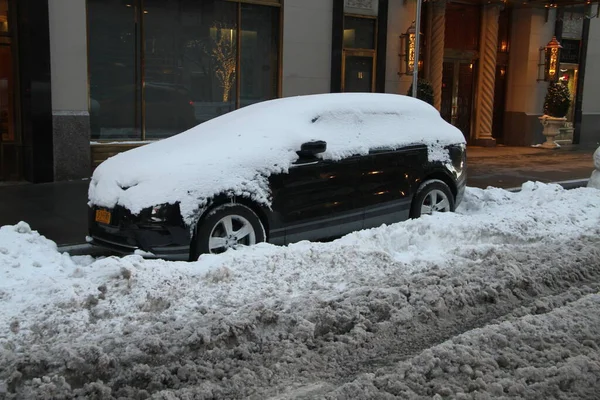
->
[
  {"left": 410, "top": 179, "right": 455, "bottom": 218},
  {"left": 192, "top": 203, "right": 266, "bottom": 259}
]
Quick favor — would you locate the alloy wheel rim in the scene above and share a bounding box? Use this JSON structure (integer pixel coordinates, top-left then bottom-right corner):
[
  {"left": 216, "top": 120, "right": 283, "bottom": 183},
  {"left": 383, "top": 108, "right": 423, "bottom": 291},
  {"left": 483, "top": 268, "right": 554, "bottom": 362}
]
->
[
  {"left": 420, "top": 189, "right": 450, "bottom": 215},
  {"left": 208, "top": 214, "right": 256, "bottom": 253}
]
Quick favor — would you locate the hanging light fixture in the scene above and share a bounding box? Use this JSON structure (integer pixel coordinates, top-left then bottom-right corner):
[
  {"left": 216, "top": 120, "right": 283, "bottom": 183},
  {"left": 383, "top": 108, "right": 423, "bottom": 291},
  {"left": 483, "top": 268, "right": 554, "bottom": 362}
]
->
[
  {"left": 544, "top": 36, "right": 562, "bottom": 82},
  {"left": 399, "top": 21, "right": 422, "bottom": 76}
]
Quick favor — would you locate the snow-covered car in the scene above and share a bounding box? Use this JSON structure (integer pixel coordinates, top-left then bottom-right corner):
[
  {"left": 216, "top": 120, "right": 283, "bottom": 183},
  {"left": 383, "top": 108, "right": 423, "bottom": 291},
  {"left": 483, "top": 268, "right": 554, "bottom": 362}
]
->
[{"left": 88, "top": 93, "right": 467, "bottom": 260}]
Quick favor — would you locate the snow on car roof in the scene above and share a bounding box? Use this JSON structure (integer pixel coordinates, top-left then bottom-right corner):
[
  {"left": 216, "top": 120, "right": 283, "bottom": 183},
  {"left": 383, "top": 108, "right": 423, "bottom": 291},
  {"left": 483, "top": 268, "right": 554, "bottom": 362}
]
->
[{"left": 88, "top": 93, "right": 465, "bottom": 224}]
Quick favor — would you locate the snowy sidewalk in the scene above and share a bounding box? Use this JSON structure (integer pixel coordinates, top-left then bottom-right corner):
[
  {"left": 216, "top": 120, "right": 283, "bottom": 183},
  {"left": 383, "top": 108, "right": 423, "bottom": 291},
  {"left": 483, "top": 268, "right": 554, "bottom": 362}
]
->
[{"left": 467, "top": 144, "right": 594, "bottom": 189}]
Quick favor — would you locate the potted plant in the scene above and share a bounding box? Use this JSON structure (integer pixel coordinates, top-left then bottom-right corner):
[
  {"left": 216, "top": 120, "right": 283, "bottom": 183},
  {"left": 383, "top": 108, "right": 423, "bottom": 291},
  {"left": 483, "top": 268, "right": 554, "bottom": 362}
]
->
[
  {"left": 538, "top": 81, "right": 571, "bottom": 149},
  {"left": 407, "top": 79, "right": 434, "bottom": 106}
]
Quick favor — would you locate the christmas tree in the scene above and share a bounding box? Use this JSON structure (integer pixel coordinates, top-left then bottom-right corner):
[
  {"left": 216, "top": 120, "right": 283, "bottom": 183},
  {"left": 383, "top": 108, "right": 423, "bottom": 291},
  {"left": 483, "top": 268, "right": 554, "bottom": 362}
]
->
[{"left": 543, "top": 82, "right": 571, "bottom": 118}]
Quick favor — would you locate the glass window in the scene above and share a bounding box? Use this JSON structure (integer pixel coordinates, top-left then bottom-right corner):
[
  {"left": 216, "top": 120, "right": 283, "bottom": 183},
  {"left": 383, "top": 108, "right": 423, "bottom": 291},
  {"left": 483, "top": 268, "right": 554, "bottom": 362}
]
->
[
  {"left": 0, "top": 44, "right": 13, "bottom": 142},
  {"left": 343, "top": 16, "right": 375, "bottom": 50},
  {"left": 88, "top": 0, "right": 281, "bottom": 141},
  {"left": 0, "top": 0, "right": 8, "bottom": 33},
  {"left": 497, "top": 8, "right": 510, "bottom": 53},
  {"left": 88, "top": 0, "right": 140, "bottom": 140},
  {"left": 240, "top": 3, "right": 279, "bottom": 107},
  {"left": 0, "top": 0, "right": 19, "bottom": 181},
  {"left": 143, "top": 0, "right": 237, "bottom": 138}
]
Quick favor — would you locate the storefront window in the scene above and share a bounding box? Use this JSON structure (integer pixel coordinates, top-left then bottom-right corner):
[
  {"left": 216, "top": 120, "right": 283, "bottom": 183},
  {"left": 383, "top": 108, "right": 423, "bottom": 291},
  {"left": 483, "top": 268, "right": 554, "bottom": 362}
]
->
[
  {"left": 87, "top": 0, "right": 281, "bottom": 141},
  {"left": 0, "top": 0, "right": 7, "bottom": 33},
  {"left": 559, "top": 8, "right": 584, "bottom": 129},
  {"left": 240, "top": 3, "right": 279, "bottom": 107},
  {"left": 0, "top": 0, "right": 18, "bottom": 181},
  {"left": 144, "top": 0, "right": 236, "bottom": 138},
  {"left": 88, "top": 0, "right": 140, "bottom": 140},
  {"left": 0, "top": 44, "right": 12, "bottom": 142},
  {"left": 559, "top": 67, "right": 578, "bottom": 123}
]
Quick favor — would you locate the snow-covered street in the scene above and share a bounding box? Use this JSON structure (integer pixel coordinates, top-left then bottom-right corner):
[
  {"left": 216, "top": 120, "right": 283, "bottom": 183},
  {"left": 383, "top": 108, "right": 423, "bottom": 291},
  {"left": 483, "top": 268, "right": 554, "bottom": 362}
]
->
[{"left": 1, "top": 182, "right": 600, "bottom": 399}]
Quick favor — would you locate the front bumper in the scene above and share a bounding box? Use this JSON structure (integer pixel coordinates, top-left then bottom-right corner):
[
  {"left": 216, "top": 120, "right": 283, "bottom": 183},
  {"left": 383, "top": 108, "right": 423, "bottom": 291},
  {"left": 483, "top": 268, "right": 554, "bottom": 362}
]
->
[{"left": 88, "top": 205, "right": 191, "bottom": 260}]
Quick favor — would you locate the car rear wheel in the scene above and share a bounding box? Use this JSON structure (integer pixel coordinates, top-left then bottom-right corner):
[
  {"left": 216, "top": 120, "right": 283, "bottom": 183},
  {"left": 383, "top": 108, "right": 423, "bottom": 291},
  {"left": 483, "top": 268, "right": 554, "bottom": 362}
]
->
[
  {"left": 193, "top": 203, "right": 266, "bottom": 258},
  {"left": 410, "top": 179, "right": 455, "bottom": 218}
]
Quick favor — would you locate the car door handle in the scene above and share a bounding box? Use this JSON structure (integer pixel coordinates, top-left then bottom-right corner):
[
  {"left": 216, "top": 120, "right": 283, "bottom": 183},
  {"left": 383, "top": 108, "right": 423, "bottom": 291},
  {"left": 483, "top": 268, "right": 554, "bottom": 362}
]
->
[{"left": 291, "top": 161, "right": 319, "bottom": 167}]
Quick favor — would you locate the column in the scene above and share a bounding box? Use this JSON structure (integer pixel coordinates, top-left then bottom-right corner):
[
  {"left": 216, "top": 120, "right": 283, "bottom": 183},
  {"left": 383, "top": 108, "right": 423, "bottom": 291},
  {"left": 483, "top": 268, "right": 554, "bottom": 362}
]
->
[
  {"left": 474, "top": 4, "right": 502, "bottom": 146},
  {"left": 48, "top": 0, "right": 91, "bottom": 180},
  {"left": 424, "top": 4, "right": 433, "bottom": 80},
  {"left": 428, "top": 0, "right": 446, "bottom": 111}
]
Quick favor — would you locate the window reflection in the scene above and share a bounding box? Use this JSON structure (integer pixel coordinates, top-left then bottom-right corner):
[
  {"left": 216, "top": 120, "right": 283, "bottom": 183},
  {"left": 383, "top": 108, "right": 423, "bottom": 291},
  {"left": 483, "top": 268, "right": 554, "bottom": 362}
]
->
[
  {"left": 343, "top": 16, "right": 375, "bottom": 50},
  {"left": 87, "top": 0, "right": 281, "bottom": 141},
  {"left": 240, "top": 3, "right": 279, "bottom": 107},
  {"left": 143, "top": 0, "right": 237, "bottom": 138},
  {"left": 0, "top": 45, "right": 13, "bottom": 142},
  {"left": 0, "top": 0, "right": 7, "bottom": 33},
  {"left": 88, "top": 0, "right": 140, "bottom": 140},
  {"left": 0, "top": 0, "right": 18, "bottom": 181}
]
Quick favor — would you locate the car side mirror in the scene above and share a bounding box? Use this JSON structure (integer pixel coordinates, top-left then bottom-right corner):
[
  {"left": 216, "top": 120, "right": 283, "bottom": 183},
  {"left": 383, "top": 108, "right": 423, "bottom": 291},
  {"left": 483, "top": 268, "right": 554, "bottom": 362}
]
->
[{"left": 296, "top": 140, "right": 327, "bottom": 159}]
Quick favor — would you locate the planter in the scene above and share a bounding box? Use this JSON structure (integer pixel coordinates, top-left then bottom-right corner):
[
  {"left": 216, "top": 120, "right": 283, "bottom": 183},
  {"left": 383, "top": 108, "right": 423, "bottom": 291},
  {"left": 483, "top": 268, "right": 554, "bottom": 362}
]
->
[
  {"left": 538, "top": 115, "right": 566, "bottom": 149},
  {"left": 556, "top": 122, "right": 574, "bottom": 145}
]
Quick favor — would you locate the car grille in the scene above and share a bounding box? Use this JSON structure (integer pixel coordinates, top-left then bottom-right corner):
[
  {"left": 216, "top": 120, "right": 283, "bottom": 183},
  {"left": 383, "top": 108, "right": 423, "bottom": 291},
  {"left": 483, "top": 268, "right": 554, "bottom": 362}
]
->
[{"left": 109, "top": 206, "right": 129, "bottom": 227}]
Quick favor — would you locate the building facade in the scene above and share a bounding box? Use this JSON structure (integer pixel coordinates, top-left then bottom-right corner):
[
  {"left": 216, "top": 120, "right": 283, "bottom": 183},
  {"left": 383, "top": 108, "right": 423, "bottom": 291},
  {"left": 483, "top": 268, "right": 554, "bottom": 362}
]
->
[{"left": 0, "top": 0, "right": 599, "bottom": 183}]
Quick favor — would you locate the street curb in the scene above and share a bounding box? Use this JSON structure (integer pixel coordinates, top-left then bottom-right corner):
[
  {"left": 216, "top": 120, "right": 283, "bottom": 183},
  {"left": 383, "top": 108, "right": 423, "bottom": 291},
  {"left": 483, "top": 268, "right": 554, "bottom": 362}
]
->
[
  {"left": 57, "top": 243, "right": 118, "bottom": 257},
  {"left": 505, "top": 178, "right": 589, "bottom": 192},
  {"left": 57, "top": 243, "right": 91, "bottom": 253}
]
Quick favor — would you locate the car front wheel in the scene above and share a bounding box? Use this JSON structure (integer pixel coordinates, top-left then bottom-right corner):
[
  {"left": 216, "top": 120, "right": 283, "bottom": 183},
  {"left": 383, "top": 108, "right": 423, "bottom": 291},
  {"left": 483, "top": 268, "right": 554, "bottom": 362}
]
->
[
  {"left": 410, "top": 179, "right": 455, "bottom": 218},
  {"left": 193, "top": 203, "right": 266, "bottom": 258}
]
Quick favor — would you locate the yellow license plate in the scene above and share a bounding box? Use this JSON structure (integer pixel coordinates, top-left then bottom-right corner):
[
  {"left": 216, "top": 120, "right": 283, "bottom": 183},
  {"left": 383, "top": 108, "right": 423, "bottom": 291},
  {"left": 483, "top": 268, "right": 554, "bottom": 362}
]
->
[{"left": 95, "top": 209, "right": 111, "bottom": 224}]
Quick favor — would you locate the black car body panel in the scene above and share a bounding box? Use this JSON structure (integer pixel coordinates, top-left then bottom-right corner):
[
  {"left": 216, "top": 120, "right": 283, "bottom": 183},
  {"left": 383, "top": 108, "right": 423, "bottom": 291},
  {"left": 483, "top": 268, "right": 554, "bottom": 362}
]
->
[
  {"left": 89, "top": 143, "right": 467, "bottom": 260},
  {"left": 88, "top": 204, "right": 192, "bottom": 260}
]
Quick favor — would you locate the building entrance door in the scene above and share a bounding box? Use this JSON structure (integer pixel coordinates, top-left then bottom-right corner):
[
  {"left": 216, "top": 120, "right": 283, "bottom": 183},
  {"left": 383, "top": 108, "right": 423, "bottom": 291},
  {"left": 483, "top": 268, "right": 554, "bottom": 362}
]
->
[
  {"left": 342, "top": 50, "right": 376, "bottom": 92},
  {"left": 440, "top": 59, "right": 475, "bottom": 141}
]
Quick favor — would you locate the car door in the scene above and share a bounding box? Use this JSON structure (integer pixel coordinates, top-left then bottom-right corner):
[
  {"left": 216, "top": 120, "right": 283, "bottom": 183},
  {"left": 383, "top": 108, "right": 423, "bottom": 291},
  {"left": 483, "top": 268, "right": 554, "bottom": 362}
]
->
[
  {"left": 361, "top": 145, "right": 427, "bottom": 229},
  {"left": 269, "top": 155, "right": 364, "bottom": 244}
]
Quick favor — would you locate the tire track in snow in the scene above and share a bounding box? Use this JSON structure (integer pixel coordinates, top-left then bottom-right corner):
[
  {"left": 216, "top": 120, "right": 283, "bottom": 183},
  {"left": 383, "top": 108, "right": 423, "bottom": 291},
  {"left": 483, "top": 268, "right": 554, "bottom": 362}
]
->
[
  {"left": 264, "top": 235, "right": 600, "bottom": 399},
  {"left": 325, "top": 293, "right": 600, "bottom": 399}
]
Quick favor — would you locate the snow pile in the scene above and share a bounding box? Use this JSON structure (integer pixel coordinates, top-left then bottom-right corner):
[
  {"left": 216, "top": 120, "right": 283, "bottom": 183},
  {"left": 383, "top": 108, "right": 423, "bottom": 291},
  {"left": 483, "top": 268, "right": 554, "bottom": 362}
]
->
[
  {"left": 336, "top": 181, "right": 599, "bottom": 267},
  {"left": 0, "top": 222, "right": 104, "bottom": 337},
  {"left": 588, "top": 146, "right": 600, "bottom": 189},
  {"left": 1, "top": 183, "right": 600, "bottom": 398},
  {"left": 88, "top": 93, "right": 464, "bottom": 222}
]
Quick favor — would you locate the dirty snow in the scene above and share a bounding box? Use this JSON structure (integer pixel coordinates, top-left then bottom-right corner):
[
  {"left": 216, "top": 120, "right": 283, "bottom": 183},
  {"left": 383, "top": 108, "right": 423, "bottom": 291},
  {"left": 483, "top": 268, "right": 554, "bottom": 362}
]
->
[
  {"left": 88, "top": 93, "right": 464, "bottom": 223},
  {"left": 1, "top": 182, "right": 600, "bottom": 399}
]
